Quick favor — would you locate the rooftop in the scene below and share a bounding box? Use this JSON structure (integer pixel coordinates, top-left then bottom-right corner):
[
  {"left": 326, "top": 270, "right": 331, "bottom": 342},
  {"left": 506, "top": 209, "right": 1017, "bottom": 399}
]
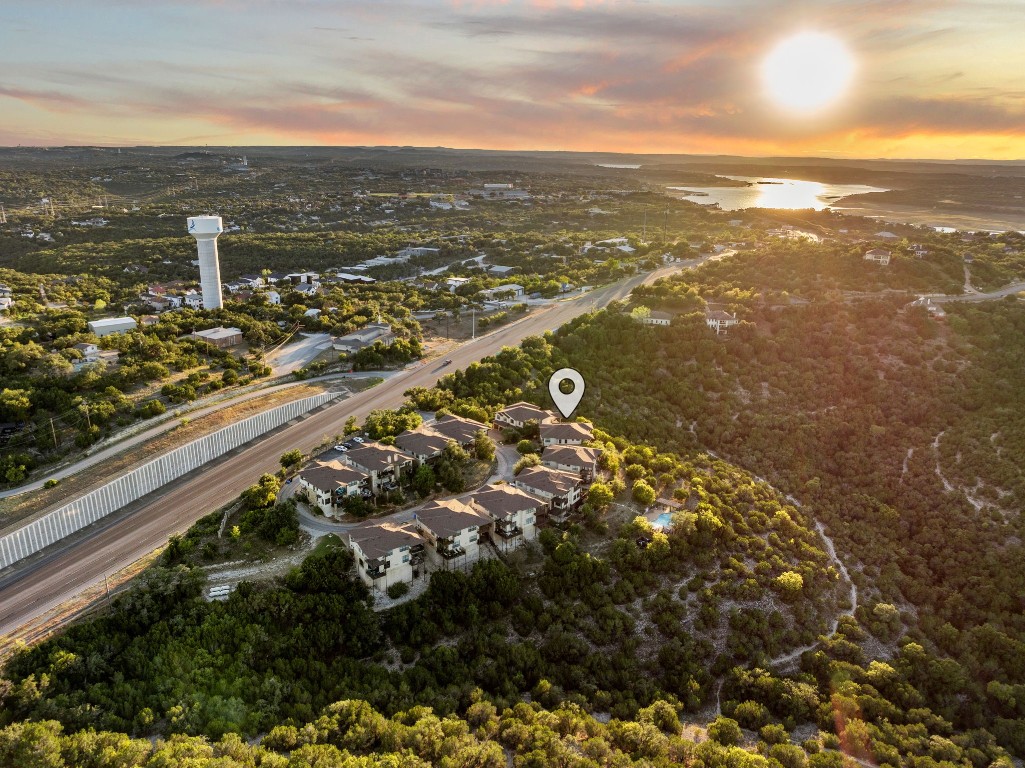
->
[
  {"left": 415, "top": 498, "right": 489, "bottom": 538},
  {"left": 193, "top": 326, "right": 242, "bottom": 341},
  {"left": 394, "top": 429, "right": 452, "bottom": 457},
  {"left": 300, "top": 460, "right": 369, "bottom": 493},
  {"left": 344, "top": 441, "right": 412, "bottom": 473},
  {"left": 431, "top": 414, "right": 489, "bottom": 444},
  {"left": 705, "top": 310, "right": 737, "bottom": 322},
  {"left": 541, "top": 444, "right": 601, "bottom": 467},
  {"left": 348, "top": 521, "right": 422, "bottom": 561},
  {"left": 497, "top": 401, "right": 551, "bottom": 424},
  {"left": 515, "top": 465, "right": 580, "bottom": 497},
  {"left": 470, "top": 484, "right": 545, "bottom": 520},
  {"left": 540, "top": 419, "right": 594, "bottom": 442}
]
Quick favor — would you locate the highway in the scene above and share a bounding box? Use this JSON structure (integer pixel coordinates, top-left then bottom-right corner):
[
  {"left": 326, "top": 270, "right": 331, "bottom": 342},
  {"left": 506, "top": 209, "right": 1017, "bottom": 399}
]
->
[{"left": 0, "top": 263, "right": 685, "bottom": 639}]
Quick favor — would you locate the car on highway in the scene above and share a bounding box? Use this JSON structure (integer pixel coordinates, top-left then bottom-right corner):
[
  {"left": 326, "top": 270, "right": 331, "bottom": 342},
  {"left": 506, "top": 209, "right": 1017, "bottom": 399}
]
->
[{"left": 442, "top": 359, "right": 453, "bottom": 366}]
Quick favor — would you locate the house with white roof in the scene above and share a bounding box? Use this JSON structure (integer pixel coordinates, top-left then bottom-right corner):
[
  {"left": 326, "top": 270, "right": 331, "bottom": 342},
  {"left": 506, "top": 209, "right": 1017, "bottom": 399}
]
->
[
  {"left": 864, "top": 248, "right": 892, "bottom": 265},
  {"left": 88, "top": 317, "right": 137, "bottom": 337}
]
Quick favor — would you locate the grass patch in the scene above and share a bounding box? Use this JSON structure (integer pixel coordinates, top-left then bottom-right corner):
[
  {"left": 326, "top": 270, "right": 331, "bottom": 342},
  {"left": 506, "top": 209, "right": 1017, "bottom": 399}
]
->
[{"left": 310, "top": 533, "right": 345, "bottom": 559}]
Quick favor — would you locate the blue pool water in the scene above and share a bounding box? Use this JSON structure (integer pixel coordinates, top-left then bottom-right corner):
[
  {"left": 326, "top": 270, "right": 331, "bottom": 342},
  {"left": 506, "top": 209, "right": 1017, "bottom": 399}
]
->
[{"left": 653, "top": 513, "right": 673, "bottom": 529}]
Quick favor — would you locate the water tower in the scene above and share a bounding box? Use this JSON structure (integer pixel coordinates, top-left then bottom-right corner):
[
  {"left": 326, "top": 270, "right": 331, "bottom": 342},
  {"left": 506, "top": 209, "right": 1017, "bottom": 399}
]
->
[{"left": 187, "top": 215, "right": 223, "bottom": 310}]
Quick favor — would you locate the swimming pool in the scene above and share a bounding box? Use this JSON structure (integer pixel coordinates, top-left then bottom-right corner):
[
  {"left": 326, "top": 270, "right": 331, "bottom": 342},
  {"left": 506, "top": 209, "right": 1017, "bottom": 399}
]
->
[{"left": 653, "top": 512, "right": 673, "bottom": 529}]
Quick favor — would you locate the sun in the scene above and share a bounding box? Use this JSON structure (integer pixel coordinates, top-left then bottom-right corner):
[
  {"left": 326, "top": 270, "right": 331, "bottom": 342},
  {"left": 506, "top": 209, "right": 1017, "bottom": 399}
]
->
[{"left": 762, "top": 31, "right": 855, "bottom": 113}]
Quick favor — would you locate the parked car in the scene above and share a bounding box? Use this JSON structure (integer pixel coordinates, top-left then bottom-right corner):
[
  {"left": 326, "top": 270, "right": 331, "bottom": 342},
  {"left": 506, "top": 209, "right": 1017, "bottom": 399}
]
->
[
  {"left": 333, "top": 444, "right": 347, "bottom": 452},
  {"left": 353, "top": 436, "right": 365, "bottom": 443}
]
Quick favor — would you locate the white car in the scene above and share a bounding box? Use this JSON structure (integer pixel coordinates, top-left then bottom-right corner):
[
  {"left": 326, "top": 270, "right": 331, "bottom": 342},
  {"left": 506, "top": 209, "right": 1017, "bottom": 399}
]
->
[
  {"left": 333, "top": 444, "right": 348, "bottom": 452},
  {"left": 353, "top": 436, "right": 365, "bottom": 443}
]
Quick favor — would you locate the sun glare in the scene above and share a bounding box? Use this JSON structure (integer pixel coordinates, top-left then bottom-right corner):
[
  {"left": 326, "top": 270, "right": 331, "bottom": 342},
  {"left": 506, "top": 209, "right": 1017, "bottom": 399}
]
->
[{"left": 762, "top": 31, "right": 855, "bottom": 113}]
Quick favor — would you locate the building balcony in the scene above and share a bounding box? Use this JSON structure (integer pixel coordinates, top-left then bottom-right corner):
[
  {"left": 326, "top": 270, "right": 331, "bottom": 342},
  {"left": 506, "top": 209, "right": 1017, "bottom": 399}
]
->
[
  {"left": 437, "top": 540, "right": 466, "bottom": 559},
  {"left": 495, "top": 521, "right": 523, "bottom": 538}
]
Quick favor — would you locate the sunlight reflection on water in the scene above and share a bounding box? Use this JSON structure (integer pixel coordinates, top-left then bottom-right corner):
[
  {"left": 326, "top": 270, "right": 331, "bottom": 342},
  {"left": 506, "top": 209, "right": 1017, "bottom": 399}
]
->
[{"left": 669, "top": 175, "right": 887, "bottom": 211}]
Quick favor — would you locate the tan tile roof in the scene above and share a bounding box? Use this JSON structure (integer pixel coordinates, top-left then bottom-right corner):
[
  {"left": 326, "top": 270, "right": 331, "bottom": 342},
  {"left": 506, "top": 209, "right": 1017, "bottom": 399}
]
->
[
  {"left": 496, "top": 401, "right": 551, "bottom": 424},
  {"left": 348, "top": 521, "right": 422, "bottom": 561},
  {"left": 431, "top": 414, "right": 490, "bottom": 444},
  {"left": 299, "top": 460, "right": 368, "bottom": 493},
  {"left": 470, "top": 484, "right": 545, "bottom": 520},
  {"left": 514, "top": 466, "right": 580, "bottom": 497},
  {"left": 540, "top": 420, "right": 593, "bottom": 442},
  {"left": 415, "top": 498, "right": 490, "bottom": 538},
  {"left": 344, "top": 442, "right": 413, "bottom": 473},
  {"left": 541, "top": 444, "right": 601, "bottom": 469}
]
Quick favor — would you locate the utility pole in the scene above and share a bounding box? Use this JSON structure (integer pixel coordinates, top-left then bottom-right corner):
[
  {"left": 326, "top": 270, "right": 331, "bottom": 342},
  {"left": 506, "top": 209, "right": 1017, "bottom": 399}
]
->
[
  {"left": 663, "top": 205, "right": 669, "bottom": 243},
  {"left": 0, "top": 204, "right": 6, "bottom": 224},
  {"left": 104, "top": 573, "right": 111, "bottom": 607},
  {"left": 82, "top": 403, "right": 91, "bottom": 429},
  {"left": 50, "top": 418, "right": 58, "bottom": 448},
  {"left": 472, "top": 308, "right": 476, "bottom": 340},
  {"left": 642, "top": 210, "right": 647, "bottom": 240}
]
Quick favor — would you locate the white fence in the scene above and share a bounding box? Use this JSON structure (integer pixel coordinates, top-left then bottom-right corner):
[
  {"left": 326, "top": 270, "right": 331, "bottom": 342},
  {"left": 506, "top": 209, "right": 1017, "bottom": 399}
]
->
[{"left": 0, "top": 392, "right": 338, "bottom": 570}]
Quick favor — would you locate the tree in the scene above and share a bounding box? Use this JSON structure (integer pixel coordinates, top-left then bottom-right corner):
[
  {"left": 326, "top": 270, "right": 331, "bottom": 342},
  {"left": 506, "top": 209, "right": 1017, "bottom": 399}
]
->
[
  {"left": 514, "top": 454, "right": 540, "bottom": 475},
  {"left": 473, "top": 430, "right": 496, "bottom": 461},
  {"left": 587, "top": 481, "right": 614, "bottom": 509},
  {"left": 0, "top": 388, "right": 32, "bottom": 421},
  {"left": 707, "top": 716, "right": 742, "bottom": 746},
  {"left": 774, "top": 571, "right": 804, "bottom": 598},
  {"left": 516, "top": 439, "right": 536, "bottom": 455},
  {"left": 241, "top": 473, "right": 280, "bottom": 509},
  {"left": 280, "top": 449, "right": 304, "bottom": 469},
  {"left": 632, "top": 479, "right": 656, "bottom": 506},
  {"left": 412, "top": 464, "right": 436, "bottom": 497}
]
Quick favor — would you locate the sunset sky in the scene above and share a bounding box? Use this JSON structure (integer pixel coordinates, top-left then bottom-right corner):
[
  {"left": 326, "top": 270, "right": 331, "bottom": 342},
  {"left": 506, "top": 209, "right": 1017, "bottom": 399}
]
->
[{"left": 1, "top": 0, "right": 1023, "bottom": 159}]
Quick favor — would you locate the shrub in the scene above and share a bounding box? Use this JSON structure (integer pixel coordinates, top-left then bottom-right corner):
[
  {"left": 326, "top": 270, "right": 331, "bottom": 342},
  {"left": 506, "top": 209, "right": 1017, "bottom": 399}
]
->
[{"left": 386, "top": 582, "right": 410, "bottom": 599}]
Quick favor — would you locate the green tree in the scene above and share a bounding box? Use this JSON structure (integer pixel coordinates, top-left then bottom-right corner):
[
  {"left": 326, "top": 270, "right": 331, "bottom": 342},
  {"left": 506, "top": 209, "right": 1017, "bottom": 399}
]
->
[
  {"left": 632, "top": 479, "right": 656, "bottom": 506},
  {"left": 708, "top": 716, "right": 743, "bottom": 746},
  {"left": 280, "top": 449, "right": 304, "bottom": 469},
  {"left": 587, "top": 481, "right": 615, "bottom": 509},
  {"left": 412, "top": 464, "right": 436, "bottom": 497},
  {"left": 473, "top": 430, "right": 496, "bottom": 461}
]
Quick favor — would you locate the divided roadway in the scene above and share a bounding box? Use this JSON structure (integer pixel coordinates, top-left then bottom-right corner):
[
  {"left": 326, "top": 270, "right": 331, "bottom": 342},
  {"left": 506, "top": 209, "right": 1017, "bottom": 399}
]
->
[{"left": 0, "top": 263, "right": 685, "bottom": 638}]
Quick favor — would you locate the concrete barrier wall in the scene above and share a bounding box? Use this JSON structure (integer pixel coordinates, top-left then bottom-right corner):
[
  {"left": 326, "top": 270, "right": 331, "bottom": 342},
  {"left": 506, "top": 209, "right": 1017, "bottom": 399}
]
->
[{"left": 0, "top": 392, "right": 337, "bottom": 570}]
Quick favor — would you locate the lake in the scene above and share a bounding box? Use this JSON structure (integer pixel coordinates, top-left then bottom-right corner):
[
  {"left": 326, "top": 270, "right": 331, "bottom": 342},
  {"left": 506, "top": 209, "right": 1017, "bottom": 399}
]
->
[{"left": 668, "top": 175, "right": 888, "bottom": 211}]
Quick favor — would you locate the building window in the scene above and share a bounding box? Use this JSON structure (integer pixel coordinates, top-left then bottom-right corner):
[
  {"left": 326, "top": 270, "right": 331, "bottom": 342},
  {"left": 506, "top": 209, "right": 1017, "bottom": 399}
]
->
[
  {"left": 402, "top": 555, "right": 410, "bottom": 563},
  {"left": 470, "top": 534, "right": 478, "bottom": 542}
]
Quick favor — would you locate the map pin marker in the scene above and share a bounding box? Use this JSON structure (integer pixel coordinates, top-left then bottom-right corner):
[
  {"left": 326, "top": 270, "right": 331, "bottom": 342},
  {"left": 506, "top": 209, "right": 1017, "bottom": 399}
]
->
[{"left": 549, "top": 368, "right": 585, "bottom": 419}]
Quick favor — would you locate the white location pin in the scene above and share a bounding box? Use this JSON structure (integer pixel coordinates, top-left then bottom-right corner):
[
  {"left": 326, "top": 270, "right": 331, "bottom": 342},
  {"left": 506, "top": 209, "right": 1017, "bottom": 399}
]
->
[{"left": 549, "top": 368, "right": 585, "bottom": 419}]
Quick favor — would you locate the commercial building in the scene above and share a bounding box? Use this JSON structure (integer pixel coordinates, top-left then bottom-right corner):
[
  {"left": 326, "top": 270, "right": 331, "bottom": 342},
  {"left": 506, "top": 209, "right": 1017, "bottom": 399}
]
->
[{"left": 88, "top": 317, "right": 137, "bottom": 337}]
